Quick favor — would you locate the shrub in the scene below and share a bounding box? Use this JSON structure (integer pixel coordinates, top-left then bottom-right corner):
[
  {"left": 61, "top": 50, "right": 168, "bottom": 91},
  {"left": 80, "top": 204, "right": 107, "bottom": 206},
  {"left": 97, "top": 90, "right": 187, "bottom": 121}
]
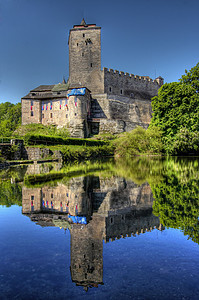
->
[
  {"left": 24, "top": 134, "right": 108, "bottom": 147},
  {"left": 113, "top": 126, "right": 163, "bottom": 158}
]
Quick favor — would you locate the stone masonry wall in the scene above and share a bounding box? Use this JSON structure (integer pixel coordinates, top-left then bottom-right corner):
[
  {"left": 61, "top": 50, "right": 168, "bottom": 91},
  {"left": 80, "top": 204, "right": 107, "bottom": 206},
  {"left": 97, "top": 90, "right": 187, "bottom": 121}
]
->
[
  {"left": 22, "top": 99, "right": 41, "bottom": 125},
  {"left": 91, "top": 93, "right": 152, "bottom": 134}
]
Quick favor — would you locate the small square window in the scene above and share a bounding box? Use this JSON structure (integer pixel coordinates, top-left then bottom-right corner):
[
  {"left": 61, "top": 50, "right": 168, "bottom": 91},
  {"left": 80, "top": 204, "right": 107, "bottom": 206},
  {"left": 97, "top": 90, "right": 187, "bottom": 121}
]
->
[{"left": 31, "top": 111, "right": 33, "bottom": 116}]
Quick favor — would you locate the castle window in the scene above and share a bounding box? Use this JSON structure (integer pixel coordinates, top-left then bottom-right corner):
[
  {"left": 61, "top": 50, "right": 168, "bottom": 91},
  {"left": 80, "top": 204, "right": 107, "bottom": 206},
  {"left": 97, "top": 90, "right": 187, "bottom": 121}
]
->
[
  {"left": 120, "top": 89, "right": 123, "bottom": 95},
  {"left": 50, "top": 113, "right": 53, "bottom": 118},
  {"left": 66, "top": 114, "right": 68, "bottom": 118},
  {"left": 82, "top": 53, "right": 84, "bottom": 57},
  {"left": 109, "top": 87, "right": 112, "bottom": 92},
  {"left": 43, "top": 193, "right": 45, "bottom": 198},
  {"left": 57, "top": 92, "right": 61, "bottom": 95},
  {"left": 74, "top": 113, "right": 77, "bottom": 116},
  {"left": 83, "top": 33, "right": 85, "bottom": 37},
  {"left": 77, "top": 43, "right": 78, "bottom": 46},
  {"left": 31, "top": 93, "right": 36, "bottom": 96},
  {"left": 42, "top": 114, "right": 44, "bottom": 119},
  {"left": 51, "top": 193, "right": 53, "bottom": 199},
  {"left": 90, "top": 63, "right": 92, "bottom": 67},
  {"left": 31, "top": 111, "right": 34, "bottom": 116},
  {"left": 110, "top": 216, "right": 114, "bottom": 225},
  {"left": 31, "top": 195, "right": 34, "bottom": 201}
]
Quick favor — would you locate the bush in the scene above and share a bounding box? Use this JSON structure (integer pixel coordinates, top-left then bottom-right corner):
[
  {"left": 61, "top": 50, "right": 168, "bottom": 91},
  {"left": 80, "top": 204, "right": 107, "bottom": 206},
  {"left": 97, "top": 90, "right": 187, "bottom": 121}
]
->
[
  {"left": 13, "top": 124, "right": 70, "bottom": 138},
  {"left": 24, "top": 134, "right": 108, "bottom": 147},
  {"left": 113, "top": 126, "right": 163, "bottom": 158}
]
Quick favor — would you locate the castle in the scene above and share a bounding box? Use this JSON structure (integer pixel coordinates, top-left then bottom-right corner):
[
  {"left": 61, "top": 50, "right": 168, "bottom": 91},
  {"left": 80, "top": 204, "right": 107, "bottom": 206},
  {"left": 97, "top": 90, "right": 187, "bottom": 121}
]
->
[{"left": 21, "top": 19, "right": 164, "bottom": 138}]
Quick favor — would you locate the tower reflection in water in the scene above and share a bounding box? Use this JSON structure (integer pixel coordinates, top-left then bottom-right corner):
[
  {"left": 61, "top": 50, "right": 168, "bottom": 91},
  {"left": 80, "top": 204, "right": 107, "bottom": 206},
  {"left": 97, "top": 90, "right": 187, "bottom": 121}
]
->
[{"left": 22, "top": 176, "right": 163, "bottom": 291}]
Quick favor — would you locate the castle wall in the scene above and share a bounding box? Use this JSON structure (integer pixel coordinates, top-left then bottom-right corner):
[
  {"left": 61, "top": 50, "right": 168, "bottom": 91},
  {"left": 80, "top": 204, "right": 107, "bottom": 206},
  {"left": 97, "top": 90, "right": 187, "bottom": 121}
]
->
[{"left": 21, "top": 99, "right": 41, "bottom": 125}]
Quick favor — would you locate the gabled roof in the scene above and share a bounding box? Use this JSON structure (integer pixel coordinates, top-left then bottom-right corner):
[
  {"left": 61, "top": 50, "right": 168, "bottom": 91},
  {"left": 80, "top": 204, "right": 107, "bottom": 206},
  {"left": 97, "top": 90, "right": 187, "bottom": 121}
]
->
[{"left": 30, "top": 85, "right": 55, "bottom": 92}]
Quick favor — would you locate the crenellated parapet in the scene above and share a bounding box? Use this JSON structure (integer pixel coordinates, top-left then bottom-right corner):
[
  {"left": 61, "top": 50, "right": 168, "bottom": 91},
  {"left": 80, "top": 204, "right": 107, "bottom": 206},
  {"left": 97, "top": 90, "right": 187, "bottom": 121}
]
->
[
  {"left": 103, "top": 67, "right": 163, "bottom": 99},
  {"left": 103, "top": 67, "right": 163, "bottom": 85}
]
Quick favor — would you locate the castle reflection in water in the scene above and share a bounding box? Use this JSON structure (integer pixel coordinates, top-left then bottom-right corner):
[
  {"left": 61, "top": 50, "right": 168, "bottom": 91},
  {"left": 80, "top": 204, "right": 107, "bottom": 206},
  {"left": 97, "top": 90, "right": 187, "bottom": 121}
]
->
[{"left": 22, "top": 171, "right": 163, "bottom": 291}]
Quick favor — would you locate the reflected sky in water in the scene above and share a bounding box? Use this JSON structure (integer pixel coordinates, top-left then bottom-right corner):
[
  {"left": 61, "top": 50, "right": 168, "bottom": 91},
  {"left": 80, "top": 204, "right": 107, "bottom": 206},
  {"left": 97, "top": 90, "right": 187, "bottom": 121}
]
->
[{"left": 0, "top": 157, "right": 199, "bottom": 299}]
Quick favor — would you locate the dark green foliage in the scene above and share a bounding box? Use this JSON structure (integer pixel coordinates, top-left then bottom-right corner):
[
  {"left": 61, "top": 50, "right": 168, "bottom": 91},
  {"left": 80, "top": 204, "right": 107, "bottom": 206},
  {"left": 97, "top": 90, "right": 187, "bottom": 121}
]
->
[
  {"left": 24, "top": 134, "right": 108, "bottom": 147},
  {"left": 0, "top": 181, "right": 22, "bottom": 207},
  {"left": 0, "top": 102, "right": 21, "bottom": 137},
  {"left": 169, "top": 128, "right": 199, "bottom": 155},
  {"left": 150, "top": 62, "right": 199, "bottom": 154},
  {"left": 113, "top": 126, "right": 163, "bottom": 157}
]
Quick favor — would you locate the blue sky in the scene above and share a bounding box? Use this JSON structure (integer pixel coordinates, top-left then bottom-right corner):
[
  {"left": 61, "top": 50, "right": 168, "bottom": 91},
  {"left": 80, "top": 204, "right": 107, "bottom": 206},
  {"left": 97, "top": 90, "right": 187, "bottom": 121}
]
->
[{"left": 0, "top": 0, "right": 198, "bottom": 103}]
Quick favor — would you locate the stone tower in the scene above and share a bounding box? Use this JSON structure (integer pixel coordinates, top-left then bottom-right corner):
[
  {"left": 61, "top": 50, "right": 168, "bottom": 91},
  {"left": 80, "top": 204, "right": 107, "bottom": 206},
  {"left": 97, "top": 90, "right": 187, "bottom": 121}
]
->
[{"left": 68, "top": 19, "right": 103, "bottom": 94}]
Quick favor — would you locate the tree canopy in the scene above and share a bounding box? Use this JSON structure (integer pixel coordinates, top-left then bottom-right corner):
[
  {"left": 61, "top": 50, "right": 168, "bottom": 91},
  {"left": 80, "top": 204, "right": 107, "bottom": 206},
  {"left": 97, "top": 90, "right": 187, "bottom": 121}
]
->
[
  {"left": 150, "top": 63, "right": 199, "bottom": 154},
  {"left": 0, "top": 102, "right": 21, "bottom": 137}
]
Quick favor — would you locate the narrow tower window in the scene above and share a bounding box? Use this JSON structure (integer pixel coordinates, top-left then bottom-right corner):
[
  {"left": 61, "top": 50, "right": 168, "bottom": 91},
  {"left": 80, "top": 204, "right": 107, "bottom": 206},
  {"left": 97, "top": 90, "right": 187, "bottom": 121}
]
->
[
  {"left": 83, "top": 33, "right": 85, "bottom": 37},
  {"left": 77, "top": 43, "right": 78, "bottom": 46},
  {"left": 90, "top": 63, "right": 92, "bottom": 67}
]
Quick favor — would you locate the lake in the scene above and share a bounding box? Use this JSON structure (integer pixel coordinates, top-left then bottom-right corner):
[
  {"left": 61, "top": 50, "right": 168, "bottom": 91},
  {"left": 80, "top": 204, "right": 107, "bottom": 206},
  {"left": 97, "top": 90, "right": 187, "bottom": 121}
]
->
[{"left": 0, "top": 157, "right": 199, "bottom": 299}]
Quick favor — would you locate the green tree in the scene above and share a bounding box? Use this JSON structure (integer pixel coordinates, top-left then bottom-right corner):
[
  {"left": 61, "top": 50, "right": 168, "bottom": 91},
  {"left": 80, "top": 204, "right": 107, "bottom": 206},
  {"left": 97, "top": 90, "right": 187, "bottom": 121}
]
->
[
  {"left": 0, "top": 102, "right": 21, "bottom": 137},
  {"left": 150, "top": 63, "right": 199, "bottom": 154}
]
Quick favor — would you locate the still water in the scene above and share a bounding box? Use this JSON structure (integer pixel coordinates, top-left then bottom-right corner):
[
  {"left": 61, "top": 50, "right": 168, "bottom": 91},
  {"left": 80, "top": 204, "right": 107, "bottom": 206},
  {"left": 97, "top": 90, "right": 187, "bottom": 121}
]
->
[{"left": 0, "top": 157, "right": 199, "bottom": 299}]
